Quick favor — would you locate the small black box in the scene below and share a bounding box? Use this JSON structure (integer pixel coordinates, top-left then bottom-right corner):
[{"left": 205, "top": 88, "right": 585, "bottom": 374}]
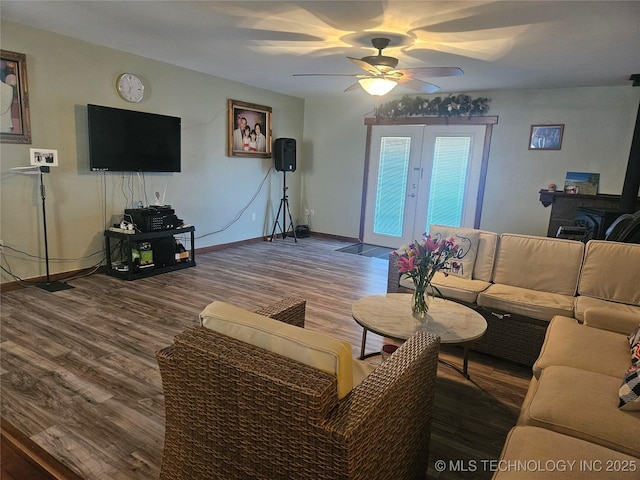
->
[
  {"left": 151, "top": 237, "right": 176, "bottom": 267},
  {"left": 295, "top": 225, "right": 310, "bottom": 238}
]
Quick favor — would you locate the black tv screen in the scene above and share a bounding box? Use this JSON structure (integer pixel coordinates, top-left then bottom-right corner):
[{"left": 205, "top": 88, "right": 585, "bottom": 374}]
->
[{"left": 88, "top": 104, "right": 181, "bottom": 172}]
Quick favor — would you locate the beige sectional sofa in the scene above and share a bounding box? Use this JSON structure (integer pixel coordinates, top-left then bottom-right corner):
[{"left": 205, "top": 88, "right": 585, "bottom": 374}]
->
[
  {"left": 494, "top": 307, "right": 640, "bottom": 478},
  {"left": 388, "top": 227, "right": 640, "bottom": 366}
]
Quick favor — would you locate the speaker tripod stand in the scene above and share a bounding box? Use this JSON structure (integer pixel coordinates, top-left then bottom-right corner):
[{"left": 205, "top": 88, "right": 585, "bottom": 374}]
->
[{"left": 269, "top": 171, "right": 297, "bottom": 242}]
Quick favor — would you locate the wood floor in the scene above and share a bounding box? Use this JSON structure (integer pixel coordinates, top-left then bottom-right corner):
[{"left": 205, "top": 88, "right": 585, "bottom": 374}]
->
[
  {"left": 1, "top": 416, "right": 83, "bottom": 480},
  {"left": 0, "top": 236, "right": 531, "bottom": 479}
]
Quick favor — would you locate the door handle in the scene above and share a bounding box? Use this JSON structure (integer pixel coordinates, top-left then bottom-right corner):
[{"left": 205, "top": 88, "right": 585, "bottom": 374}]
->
[{"left": 407, "top": 193, "right": 416, "bottom": 198}]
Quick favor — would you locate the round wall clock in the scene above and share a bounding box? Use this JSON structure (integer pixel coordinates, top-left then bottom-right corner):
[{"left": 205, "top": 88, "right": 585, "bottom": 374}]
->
[{"left": 116, "top": 73, "right": 145, "bottom": 102}]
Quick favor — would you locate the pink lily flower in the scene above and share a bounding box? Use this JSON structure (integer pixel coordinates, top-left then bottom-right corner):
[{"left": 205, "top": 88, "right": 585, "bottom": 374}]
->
[{"left": 397, "top": 255, "right": 417, "bottom": 273}]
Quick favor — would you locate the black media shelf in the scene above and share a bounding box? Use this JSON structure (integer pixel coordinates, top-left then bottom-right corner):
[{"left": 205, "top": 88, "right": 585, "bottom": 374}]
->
[{"left": 104, "top": 225, "right": 195, "bottom": 280}]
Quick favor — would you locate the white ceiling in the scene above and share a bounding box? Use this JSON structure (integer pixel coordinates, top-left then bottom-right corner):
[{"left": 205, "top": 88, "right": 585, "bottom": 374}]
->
[{"left": 2, "top": 1, "right": 639, "bottom": 99}]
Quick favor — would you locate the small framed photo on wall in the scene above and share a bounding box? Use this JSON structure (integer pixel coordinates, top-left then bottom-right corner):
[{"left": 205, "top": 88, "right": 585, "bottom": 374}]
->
[
  {"left": 1, "top": 50, "right": 32, "bottom": 144},
  {"left": 529, "top": 124, "right": 564, "bottom": 150},
  {"left": 228, "top": 99, "right": 272, "bottom": 158},
  {"left": 30, "top": 148, "right": 58, "bottom": 167}
]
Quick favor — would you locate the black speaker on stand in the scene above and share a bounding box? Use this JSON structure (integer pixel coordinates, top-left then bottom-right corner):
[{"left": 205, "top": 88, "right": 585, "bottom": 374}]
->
[
  {"left": 270, "top": 138, "right": 297, "bottom": 242},
  {"left": 274, "top": 138, "right": 296, "bottom": 172}
]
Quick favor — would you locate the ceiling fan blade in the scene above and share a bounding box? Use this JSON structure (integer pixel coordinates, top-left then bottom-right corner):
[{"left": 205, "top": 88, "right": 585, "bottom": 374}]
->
[
  {"left": 393, "top": 67, "right": 464, "bottom": 78},
  {"left": 293, "top": 73, "right": 362, "bottom": 77},
  {"left": 397, "top": 77, "right": 441, "bottom": 94},
  {"left": 344, "top": 82, "right": 362, "bottom": 92},
  {"left": 347, "top": 57, "right": 383, "bottom": 75}
]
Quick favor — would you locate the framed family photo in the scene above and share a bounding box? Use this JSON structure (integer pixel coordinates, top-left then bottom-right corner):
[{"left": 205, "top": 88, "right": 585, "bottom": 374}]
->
[
  {"left": 228, "top": 99, "right": 272, "bottom": 158},
  {"left": 1, "top": 50, "right": 32, "bottom": 144},
  {"left": 529, "top": 124, "right": 564, "bottom": 150}
]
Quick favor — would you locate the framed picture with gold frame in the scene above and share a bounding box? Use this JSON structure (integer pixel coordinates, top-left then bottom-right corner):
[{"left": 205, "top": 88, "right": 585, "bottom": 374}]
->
[
  {"left": 228, "top": 99, "right": 271, "bottom": 157},
  {"left": 1, "top": 50, "right": 32, "bottom": 144}
]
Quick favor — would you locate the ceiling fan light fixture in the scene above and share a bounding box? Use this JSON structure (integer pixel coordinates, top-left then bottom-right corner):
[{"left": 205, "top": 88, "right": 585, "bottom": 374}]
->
[{"left": 358, "top": 77, "right": 398, "bottom": 96}]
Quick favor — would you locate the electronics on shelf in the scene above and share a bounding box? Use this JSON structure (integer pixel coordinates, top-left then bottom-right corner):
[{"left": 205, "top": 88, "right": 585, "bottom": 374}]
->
[
  {"left": 124, "top": 205, "right": 180, "bottom": 232},
  {"left": 104, "top": 222, "right": 195, "bottom": 280}
]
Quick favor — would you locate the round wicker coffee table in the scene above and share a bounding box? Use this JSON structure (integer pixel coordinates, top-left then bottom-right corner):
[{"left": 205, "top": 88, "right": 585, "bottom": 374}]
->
[{"left": 352, "top": 293, "right": 487, "bottom": 378}]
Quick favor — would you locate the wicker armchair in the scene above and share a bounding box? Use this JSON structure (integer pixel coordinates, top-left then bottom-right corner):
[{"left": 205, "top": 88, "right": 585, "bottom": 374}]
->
[{"left": 156, "top": 297, "right": 440, "bottom": 480}]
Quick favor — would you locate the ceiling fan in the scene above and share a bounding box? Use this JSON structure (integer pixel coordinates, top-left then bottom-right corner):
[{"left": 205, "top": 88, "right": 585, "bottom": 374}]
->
[{"left": 294, "top": 37, "right": 463, "bottom": 96}]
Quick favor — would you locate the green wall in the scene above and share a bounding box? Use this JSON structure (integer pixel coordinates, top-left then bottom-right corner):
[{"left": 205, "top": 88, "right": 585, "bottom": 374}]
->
[
  {"left": 2, "top": 19, "right": 639, "bottom": 285},
  {"left": 1, "top": 21, "right": 304, "bottom": 283},
  {"left": 303, "top": 87, "right": 640, "bottom": 237}
]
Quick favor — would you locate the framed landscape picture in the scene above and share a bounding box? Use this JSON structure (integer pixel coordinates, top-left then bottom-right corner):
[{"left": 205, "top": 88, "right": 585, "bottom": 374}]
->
[
  {"left": 228, "top": 99, "right": 272, "bottom": 158},
  {"left": 564, "top": 171, "right": 600, "bottom": 195},
  {"left": 1, "top": 50, "right": 31, "bottom": 144},
  {"left": 528, "top": 124, "right": 563, "bottom": 150}
]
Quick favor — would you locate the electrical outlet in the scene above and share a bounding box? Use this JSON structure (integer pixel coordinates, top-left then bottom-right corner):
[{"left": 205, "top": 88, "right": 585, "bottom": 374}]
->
[
  {"left": 251, "top": 212, "right": 256, "bottom": 221},
  {"left": 310, "top": 209, "right": 315, "bottom": 216}
]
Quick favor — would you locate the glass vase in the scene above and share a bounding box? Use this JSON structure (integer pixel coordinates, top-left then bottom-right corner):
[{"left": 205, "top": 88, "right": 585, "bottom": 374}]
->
[{"left": 412, "top": 282, "right": 433, "bottom": 323}]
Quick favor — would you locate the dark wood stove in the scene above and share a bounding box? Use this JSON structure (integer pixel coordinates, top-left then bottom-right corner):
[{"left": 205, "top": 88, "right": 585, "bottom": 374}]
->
[{"left": 575, "top": 206, "right": 621, "bottom": 240}]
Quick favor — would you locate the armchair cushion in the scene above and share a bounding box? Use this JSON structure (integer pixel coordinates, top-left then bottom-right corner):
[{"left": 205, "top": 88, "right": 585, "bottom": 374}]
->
[{"left": 200, "top": 301, "right": 356, "bottom": 399}]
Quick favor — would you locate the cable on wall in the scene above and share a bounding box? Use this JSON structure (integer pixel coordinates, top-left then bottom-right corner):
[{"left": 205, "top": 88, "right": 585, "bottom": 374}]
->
[{"left": 196, "top": 166, "right": 274, "bottom": 240}]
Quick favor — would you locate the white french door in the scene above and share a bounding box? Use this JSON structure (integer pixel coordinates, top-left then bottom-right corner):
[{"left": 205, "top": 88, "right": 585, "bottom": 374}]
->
[
  {"left": 363, "top": 126, "right": 425, "bottom": 247},
  {"left": 363, "top": 124, "right": 486, "bottom": 248}
]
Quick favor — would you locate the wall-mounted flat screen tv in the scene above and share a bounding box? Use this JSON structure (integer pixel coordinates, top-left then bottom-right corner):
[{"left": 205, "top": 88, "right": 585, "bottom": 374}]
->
[{"left": 88, "top": 104, "right": 181, "bottom": 172}]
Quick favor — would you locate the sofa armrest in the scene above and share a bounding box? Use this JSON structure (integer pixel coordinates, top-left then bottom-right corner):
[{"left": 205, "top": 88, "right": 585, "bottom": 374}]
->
[
  {"left": 387, "top": 252, "right": 401, "bottom": 293},
  {"left": 583, "top": 307, "right": 640, "bottom": 335},
  {"left": 254, "top": 297, "right": 306, "bottom": 328}
]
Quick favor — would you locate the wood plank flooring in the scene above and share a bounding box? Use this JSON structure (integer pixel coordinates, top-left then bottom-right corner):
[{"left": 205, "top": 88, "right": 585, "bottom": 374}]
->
[
  {"left": 0, "top": 237, "right": 531, "bottom": 479},
  {"left": 1, "top": 416, "right": 84, "bottom": 480}
]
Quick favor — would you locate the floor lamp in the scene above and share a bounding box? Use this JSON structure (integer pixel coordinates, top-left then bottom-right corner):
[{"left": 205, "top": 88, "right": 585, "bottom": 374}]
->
[{"left": 11, "top": 165, "right": 74, "bottom": 291}]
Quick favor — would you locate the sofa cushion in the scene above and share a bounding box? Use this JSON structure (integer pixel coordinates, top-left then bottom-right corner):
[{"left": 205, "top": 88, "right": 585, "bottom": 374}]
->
[
  {"left": 400, "top": 271, "right": 491, "bottom": 304},
  {"left": 495, "top": 426, "right": 640, "bottom": 480},
  {"left": 574, "top": 296, "right": 640, "bottom": 323},
  {"left": 533, "top": 316, "right": 631, "bottom": 379},
  {"left": 575, "top": 296, "right": 640, "bottom": 323},
  {"left": 619, "top": 364, "right": 640, "bottom": 411},
  {"left": 518, "top": 366, "right": 640, "bottom": 457},
  {"left": 200, "top": 301, "right": 356, "bottom": 399},
  {"left": 578, "top": 240, "right": 640, "bottom": 306},
  {"left": 477, "top": 284, "right": 575, "bottom": 321},
  {"left": 492, "top": 234, "right": 584, "bottom": 296},
  {"left": 582, "top": 307, "right": 640, "bottom": 336},
  {"left": 473, "top": 230, "right": 499, "bottom": 282},
  {"left": 429, "top": 225, "right": 479, "bottom": 279}
]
